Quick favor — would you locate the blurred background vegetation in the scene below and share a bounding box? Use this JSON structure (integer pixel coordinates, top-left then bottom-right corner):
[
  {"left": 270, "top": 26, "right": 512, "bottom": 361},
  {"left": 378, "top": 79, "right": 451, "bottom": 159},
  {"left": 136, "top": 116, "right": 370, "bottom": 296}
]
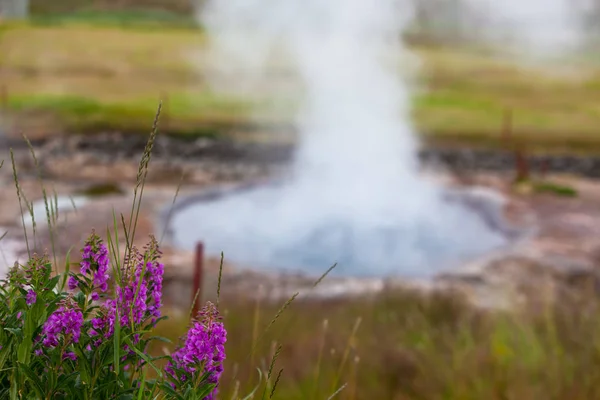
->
[{"left": 0, "top": 0, "right": 599, "bottom": 152}]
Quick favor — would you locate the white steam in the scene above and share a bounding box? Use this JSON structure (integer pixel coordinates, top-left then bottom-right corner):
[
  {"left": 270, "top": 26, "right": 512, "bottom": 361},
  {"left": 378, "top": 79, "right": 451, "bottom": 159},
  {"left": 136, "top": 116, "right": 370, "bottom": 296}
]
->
[{"left": 170, "top": 0, "right": 523, "bottom": 277}]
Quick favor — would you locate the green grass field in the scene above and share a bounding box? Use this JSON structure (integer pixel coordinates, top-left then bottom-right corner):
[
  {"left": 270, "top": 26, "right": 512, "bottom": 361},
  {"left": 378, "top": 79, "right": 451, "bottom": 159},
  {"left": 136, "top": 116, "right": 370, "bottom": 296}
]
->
[{"left": 1, "top": 19, "right": 600, "bottom": 151}]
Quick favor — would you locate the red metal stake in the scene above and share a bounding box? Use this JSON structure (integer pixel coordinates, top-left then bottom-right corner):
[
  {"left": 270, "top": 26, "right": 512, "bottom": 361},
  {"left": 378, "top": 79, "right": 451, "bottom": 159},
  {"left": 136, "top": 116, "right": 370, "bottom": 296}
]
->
[{"left": 191, "top": 242, "right": 205, "bottom": 318}]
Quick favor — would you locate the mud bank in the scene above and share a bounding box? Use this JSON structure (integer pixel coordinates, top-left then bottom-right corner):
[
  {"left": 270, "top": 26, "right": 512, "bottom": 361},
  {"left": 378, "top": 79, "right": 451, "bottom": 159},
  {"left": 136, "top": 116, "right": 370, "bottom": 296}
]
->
[{"left": 6, "top": 133, "right": 600, "bottom": 179}]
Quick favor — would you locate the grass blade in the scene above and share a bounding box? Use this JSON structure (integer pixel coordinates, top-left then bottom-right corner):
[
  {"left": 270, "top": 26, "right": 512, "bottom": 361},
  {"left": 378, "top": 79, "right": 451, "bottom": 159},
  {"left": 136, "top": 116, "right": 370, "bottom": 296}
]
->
[
  {"left": 240, "top": 369, "right": 264, "bottom": 400},
  {"left": 269, "top": 369, "right": 283, "bottom": 399},
  {"left": 327, "top": 383, "right": 347, "bottom": 400},
  {"left": 216, "top": 251, "right": 224, "bottom": 309},
  {"left": 159, "top": 169, "right": 185, "bottom": 245},
  {"left": 113, "top": 306, "right": 121, "bottom": 378},
  {"left": 10, "top": 149, "right": 30, "bottom": 258},
  {"left": 23, "top": 135, "right": 59, "bottom": 275},
  {"left": 126, "top": 102, "right": 161, "bottom": 260}
]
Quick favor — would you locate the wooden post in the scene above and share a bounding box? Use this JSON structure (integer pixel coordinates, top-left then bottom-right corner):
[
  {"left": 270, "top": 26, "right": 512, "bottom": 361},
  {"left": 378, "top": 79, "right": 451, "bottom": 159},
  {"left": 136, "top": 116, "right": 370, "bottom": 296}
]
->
[
  {"left": 502, "top": 109, "right": 530, "bottom": 183},
  {"left": 502, "top": 108, "right": 513, "bottom": 147},
  {"left": 515, "top": 143, "right": 530, "bottom": 183},
  {"left": 191, "top": 242, "right": 204, "bottom": 317}
]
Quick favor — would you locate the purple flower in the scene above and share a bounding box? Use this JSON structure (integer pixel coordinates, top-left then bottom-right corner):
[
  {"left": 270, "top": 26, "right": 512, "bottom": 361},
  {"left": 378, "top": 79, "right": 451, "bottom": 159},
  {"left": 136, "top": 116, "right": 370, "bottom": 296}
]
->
[
  {"left": 91, "top": 317, "right": 105, "bottom": 331},
  {"left": 63, "top": 352, "right": 77, "bottom": 361},
  {"left": 76, "top": 232, "right": 111, "bottom": 295},
  {"left": 147, "top": 261, "right": 164, "bottom": 319},
  {"left": 87, "top": 302, "right": 116, "bottom": 341},
  {"left": 80, "top": 245, "right": 93, "bottom": 275},
  {"left": 26, "top": 290, "right": 36, "bottom": 306},
  {"left": 40, "top": 301, "right": 83, "bottom": 348},
  {"left": 90, "top": 292, "right": 99, "bottom": 301},
  {"left": 86, "top": 238, "right": 165, "bottom": 348},
  {"left": 16, "top": 312, "right": 22, "bottom": 320},
  {"left": 111, "top": 241, "right": 163, "bottom": 329},
  {"left": 67, "top": 276, "right": 78, "bottom": 290},
  {"left": 166, "top": 302, "right": 227, "bottom": 398}
]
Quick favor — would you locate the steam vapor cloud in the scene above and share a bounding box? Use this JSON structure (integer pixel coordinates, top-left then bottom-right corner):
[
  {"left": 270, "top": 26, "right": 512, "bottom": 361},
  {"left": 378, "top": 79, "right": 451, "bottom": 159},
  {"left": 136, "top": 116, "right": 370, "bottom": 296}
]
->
[{"left": 171, "top": 0, "right": 577, "bottom": 277}]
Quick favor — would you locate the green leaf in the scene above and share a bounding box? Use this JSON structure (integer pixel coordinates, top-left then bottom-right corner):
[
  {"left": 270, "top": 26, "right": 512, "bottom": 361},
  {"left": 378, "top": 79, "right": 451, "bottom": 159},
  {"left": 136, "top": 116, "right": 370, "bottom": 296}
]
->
[
  {"left": 4, "top": 328, "right": 22, "bottom": 337},
  {"left": 74, "top": 291, "right": 86, "bottom": 309},
  {"left": 30, "top": 301, "right": 45, "bottom": 325},
  {"left": 123, "top": 337, "right": 163, "bottom": 379},
  {"left": 44, "top": 275, "right": 61, "bottom": 291},
  {"left": 73, "top": 345, "right": 92, "bottom": 384},
  {"left": 159, "top": 382, "right": 184, "bottom": 400},
  {"left": 195, "top": 383, "right": 217, "bottom": 399},
  {"left": 136, "top": 368, "right": 147, "bottom": 400},
  {"left": 182, "top": 386, "right": 193, "bottom": 400},
  {"left": 123, "top": 330, "right": 152, "bottom": 341},
  {"left": 114, "top": 307, "right": 121, "bottom": 377},
  {"left": 143, "top": 316, "right": 168, "bottom": 331},
  {"left": 147, "top": 335, "right": 172, "bottom": 344},
  {"left": 101, "top": 346, "right": 116, "bottom": 367},
  {"left": 9, "top": 369, "right": 18, "bottom": 400},
  {"left": 48, "top": 369, "right": 59, "bottom": 394},
  {"left": 16, "top": 334, "right": 32, "bottom": 364},
  {"left": 0, "top": 345, "right": 12, "bottom": 371},
  {"left": 148, "top": 355, "right": 172, "bottom": 363},
  {"left": 56, "top": 371, "right": 78, "bottom": 391},
  {"left": 18, "top": 362, "right": 45, "bottom": 398}
]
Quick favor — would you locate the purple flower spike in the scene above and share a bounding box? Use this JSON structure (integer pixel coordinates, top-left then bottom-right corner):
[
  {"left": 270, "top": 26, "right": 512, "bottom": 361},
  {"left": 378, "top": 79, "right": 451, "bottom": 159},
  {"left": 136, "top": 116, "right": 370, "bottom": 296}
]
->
[
  {"left": 77, "top": 232, "right": 111, "bottom": 294},
  {"left": 26, "top": 289, "right": 36, "bottom": 306},
  {"left": 40, "top": 300, "right": 84, "bottom": 348},
  {"left": 166, "top": 302, "right": 227, "bottom": 398}
]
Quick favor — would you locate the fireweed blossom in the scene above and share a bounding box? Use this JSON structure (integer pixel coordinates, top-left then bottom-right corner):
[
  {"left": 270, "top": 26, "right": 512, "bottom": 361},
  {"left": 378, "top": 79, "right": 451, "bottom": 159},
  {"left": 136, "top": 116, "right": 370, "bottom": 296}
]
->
[
  {"left": 40, "top": 298, "right": 84, "bottom": 348},
  {"left": 88, "top": 238, "right": 164, "bottom": 343},
  {"left": 115, "top": 239, "right": 164, "bottom": 327},
  {"left": 67, "top": 276, "right": 78, "bottom": 290},
  {"left": 88, "top": 303, "right": 116, "bottom": 343},
  {"left": 69, "top": 232, "right": 110, "bottom": 294},
  {"left": 166, "top": 302, "right": 227, "bottom": 398},
  {"left": 26, "top": 289, "right": 36, "bottom": 306}
]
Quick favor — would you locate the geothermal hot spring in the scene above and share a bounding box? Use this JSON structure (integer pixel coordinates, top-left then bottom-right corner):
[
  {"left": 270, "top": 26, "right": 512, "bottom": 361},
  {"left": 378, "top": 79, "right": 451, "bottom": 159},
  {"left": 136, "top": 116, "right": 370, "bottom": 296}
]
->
[{"left": 167, "top": 0, "right": 577, "bottom": 278}]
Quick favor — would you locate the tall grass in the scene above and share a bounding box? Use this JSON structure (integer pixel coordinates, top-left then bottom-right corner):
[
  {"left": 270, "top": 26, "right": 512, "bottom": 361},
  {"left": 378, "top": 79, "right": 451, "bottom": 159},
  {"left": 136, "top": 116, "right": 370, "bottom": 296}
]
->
[{"left": 149, "top": 285, "right": 600, "bottom": 400}]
